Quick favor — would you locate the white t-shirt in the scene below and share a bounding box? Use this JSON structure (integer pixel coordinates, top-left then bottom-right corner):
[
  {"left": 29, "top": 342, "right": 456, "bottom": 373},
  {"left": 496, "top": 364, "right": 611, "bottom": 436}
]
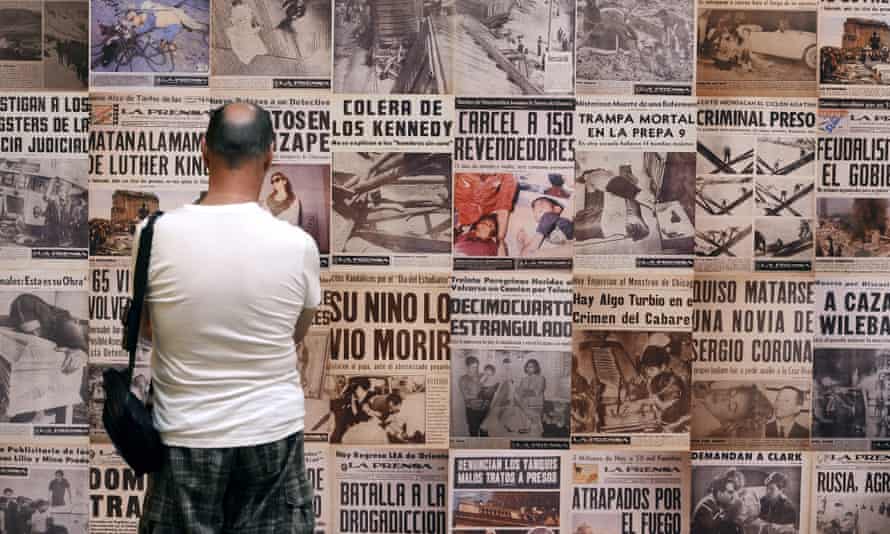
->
[{"left": 134, "top": 202, "right": 321, "bottom": 448}]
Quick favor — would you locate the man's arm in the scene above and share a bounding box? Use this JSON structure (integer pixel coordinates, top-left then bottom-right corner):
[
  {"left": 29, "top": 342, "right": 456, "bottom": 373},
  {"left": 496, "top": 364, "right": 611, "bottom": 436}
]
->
[
  {"left": 295, "top": 239, "right": 322, "bottom": 346},
  {"left": 293, "top": 307, "right": 316, "bottom": 346}
]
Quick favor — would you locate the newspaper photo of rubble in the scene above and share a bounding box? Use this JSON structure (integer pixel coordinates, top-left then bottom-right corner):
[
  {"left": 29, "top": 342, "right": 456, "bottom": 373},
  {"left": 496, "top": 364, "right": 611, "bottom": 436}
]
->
[{"left": 817, "top": 198, "right": 890, "bottom": 259}]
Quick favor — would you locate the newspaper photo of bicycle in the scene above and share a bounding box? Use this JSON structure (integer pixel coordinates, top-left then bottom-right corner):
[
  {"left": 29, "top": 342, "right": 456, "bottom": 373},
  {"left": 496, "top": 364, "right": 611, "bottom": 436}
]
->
[{"left": 90, "top": 0, "right": 209, "bottom": 81}]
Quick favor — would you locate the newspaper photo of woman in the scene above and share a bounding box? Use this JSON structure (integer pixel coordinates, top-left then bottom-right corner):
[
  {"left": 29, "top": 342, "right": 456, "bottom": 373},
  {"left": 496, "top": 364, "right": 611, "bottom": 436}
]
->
[{"left": 261, "top": 171, "right": 302, "bottom": 226}]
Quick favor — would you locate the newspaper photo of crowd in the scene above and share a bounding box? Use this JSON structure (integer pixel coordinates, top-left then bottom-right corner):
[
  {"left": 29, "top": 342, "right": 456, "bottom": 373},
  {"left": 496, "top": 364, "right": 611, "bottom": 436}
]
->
[
  {"left": 575, "top": 151, "right": 695, "bottom": 256},
  {"left": 44, "top": 2, "right": 89, "bottom": 88},
  {"left": 821, "top": 16, "right": 890, "bottom": 87},
  {"left": 332, "top": 152, "right": 451, "bottom": 256},
  {"left": 697, "top": 10, "right": 817, "bottom": 87},
  {"left": 89, "top": 189, "right": 200, "bottom": 257},
  {"left": 572, "top": 331, "right": 692, "bottom": 435},
  {"left": 452, "top": 491, "right": 560, "bottom": 529},
  {"left": 0, "top": 291, "right": 88, "bottom": 429},
  {"left": 813, "top": 348, "right": 889, "bottom": 440},
  {"left": 575, "top": 0, "right": 694, "bottom": 88},
  {"left": 0, "top": 468, "right": 88, "bottom": 534},
  {"left": 211, "top": 0, "right": 331, "bottom": 79},
  {"left": 692, "top": 381, "right": 811, "bottom": 440},
  {"left": 90, "top": 0, "right": 209, "bottom": 75},
  {"left": 0, "top": 2, "right": 42, "bottom": 61},
  {"left": 816, "top": 198, "right": 890, "bottom": 258},
  {"left": 753, "top": 218, "right": 813, "bottom": 261},
  {"left": 312, "top": 374, "right": 426, "bottom": 445},
  {"left": 692, "top": 465, "right": 802, "bottom": 534},
  {"left": 454, "top": 172, "right": 574, "bottom": 259},
  {"left": 0, "top": 158, "right": 88, "bottom": 253},
  {"left": 696, "top": 177, "right": 753, "bottom": 217},
  {"left": 452, "top": 349, "right": 571, "bottom": 440},
  {"left": 815, "top": 495, "right": 890, "bottom": 534}
]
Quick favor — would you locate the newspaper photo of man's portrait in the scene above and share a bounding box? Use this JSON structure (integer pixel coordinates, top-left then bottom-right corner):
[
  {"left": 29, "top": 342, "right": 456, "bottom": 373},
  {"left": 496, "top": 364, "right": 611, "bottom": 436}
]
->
[
  {"left": 816, "top": 198, "right": 890, "bottom": 259},
  {"left": 452, "top": 349, "right": 571, "bottom": 441},
  {"left": 45, "top": 2, "right": 89, "bottom": 89},
  {"left": 211, "top": 0, "right": 331, "bottom": 80},
  {"left": 0, "top": 466, "right": 89, "bottom": 534},
  {"left": 0, "top": 158, "right": 88, "bottom": 256},
  {"left": 575, "top": 0, "right": 694, "bottom": 89},
  {"left": 692, "top": 465, "right": 802, "bottom": 534},
  {"left": 90, "top": 0, "right": 209, "bottom": 76},
  {"left": 453, "top": 172, "right": 574, "bottom": 260},
  {"left": 575, "top": 151, "right": 695, "bottom": 257},
  {"left": 815, "top": 494, "right": 889, "bottom": 534},
  {"left": 696, "top": 177, "right": 754, "bottom": 218},
  {"left": 332, "top": 152, "right": 451, "bottom": 256},
  {"left": 697, "top": 10, "right": 817, "bottom": 89},
  {"left": 258, "top": 164, "right": 330, "bottom": 256},
  {"left": 314, "top": 374, "right": 425, "bottom": 445},
  {"left": 452, "top": 491, "right": 561, "bottom": 529},
  {"left": 692, "top": 381, "right": 811, "bottom": 440},
  {"left": 0, "top": 291, "right": 89, "bottom": 431},
  {"left": 0, "top": 2, "right": 42, "bottom": 61},
  {"left": 572, "top": 331, "right": 692, "bottom": 435},
  {"left": 813, "top": 348, "right": 889, "bottom": 440},
  {"left": 89, "top": 189, "right": 202, "bottom": 257}
]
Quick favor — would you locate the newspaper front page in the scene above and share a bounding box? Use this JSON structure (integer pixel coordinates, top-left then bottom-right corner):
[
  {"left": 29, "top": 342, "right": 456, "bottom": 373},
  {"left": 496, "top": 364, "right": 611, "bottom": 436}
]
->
[
  {"left": 0, "top": 440, "right": 90, "bottom": 534},
  {"left": 697, "top": 0, "right": 819, "bottom": 97},
  {"left": 89, "top": 443, "right": 145, "bottom": 533},
  {"left": 690, "top": 450, "right": 811, "bottom": 534},
  {"left": 568, "top": 450, "right": 690, "bottom": 534},
  {"left": 692, "top": 274, "right": 814, "bottom": 450},
  {"left": 330, "top": 95, "right": 453, "bottom": 271},
  {"left": 454, "top": 97, "right": 575, "bottom": 271},
  {"left": 449, "top": 449, "right": 563, "bottom": 533},
  {"left": 0, "top": 0, "right": 88, "bottom": 90},
  {"left": 450, "top": 272, "right": 572, "bottom": 449},
  {"left": 814, "top": 275, "right": 890, "bottom": 450},
  {"left": 816, "top": 99, "right": 890, "bottom": 272},
  {"left": 695, "top": 98, "right": 817, "bottom": 273},
  {"left": 813, "top": 452, "right": 890, "bottom": 534},
  {"left": 572, "top": 272, "right": 693, "bottom": 450},
  {"left": 332, "top": 447, "right": 447, "bottom": 534}
]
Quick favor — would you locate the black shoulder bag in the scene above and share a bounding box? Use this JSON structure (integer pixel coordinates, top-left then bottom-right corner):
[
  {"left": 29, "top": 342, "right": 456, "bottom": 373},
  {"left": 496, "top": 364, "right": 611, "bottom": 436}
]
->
[{"left": 102, "top": 211, "right": 165, "bottom": 477}]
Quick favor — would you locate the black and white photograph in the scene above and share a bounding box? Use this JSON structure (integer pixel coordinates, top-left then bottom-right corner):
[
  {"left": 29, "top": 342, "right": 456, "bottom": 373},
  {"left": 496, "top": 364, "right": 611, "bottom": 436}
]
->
[
  {"left": 332, "top": 152, "right": 451, "bottom": 256},
  {"left": 0, "top": 158, "right": 88, "bottom": 255},
  {"left": 815, "top": 495, "right": 890, "bottom": 534},
  {"left": 691, "top": 381, "right": 811, "bottom": 440},
  {"left": 572, "top": 331, "right": 692, "bottom": 435},
  {"left": 211, "top": 0, "right": 331, "bottom": 82},
  {"left": 816, "top": 198, "right": 890, "bottom": 258},
  {"left": 820, "top": 16, "right": 890, "bottom": 88},
  {"left": 692, "top": 465, "right": 802, "bottom": 534},
  {"left": 452, "top": 349, "right": 571, "bottom": 440},
  {"left": 755, "top": 177, "right": 814, "bottom": 218},
  {"left": 696, "top": 177, "right": 754, "bottom": 217},
  {"left": 697, "top": 135, "right": 755, "bottom": 175},
  {"left": 0, "top": 2, "right": 42, "bottom": 61},
  {"left": 575, "top": 0, "right": 694, "bottom": 90},
  {"left": 0, "top": 467, "right": 89, "bottom": 534},
  {"left": 89, "top": 189, "right": 201, "bottom": 257},
  {"left": 572, "top": 515, "right": 620, "bottom": 534},
  {"left": 87, "top": 362, "right": 150, "bottom": 440},
  {"left": 0, "top": 291, "right": 88, "bottom": 429},
  {"left": 44, "top": 2, "right": 89, "bottom": 89},
  {"left": 458, "top": 530, "right": 558, "bottom": 534},
  {"left": 574, "top": 151, "right": 695, "bottom": 256},
  {"left": 295, "top": 329, "right": 332, "bottom": 443},
  {"left": 695, "top": 216, "right": 752, "bottom": 258},
  {"left": 755, "top": 137, "right": 815, "bottom": 177},
  {"left": 753, "top": 218, "right": 813, "bottom": 260},
  {"left": 697, "top": 10, "right": 817, "bottom": 88},
  {"left": 813, "top": 348, "right": 889, "bottom": 440},
  {"left": 259, "top": 164, "right": 330, "bottom": 256},
  {"left": 452, "top": 491, "right": 561, "bottom": 529},
  {"left": 313, "top": 374, "right": 425, "bottom": 445}
]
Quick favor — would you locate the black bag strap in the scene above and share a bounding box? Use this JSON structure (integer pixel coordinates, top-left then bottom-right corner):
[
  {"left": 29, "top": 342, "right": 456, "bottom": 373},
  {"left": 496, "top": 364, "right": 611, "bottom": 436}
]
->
[{"left": 124, "top": 211, "right": 164, "bottom": 385}]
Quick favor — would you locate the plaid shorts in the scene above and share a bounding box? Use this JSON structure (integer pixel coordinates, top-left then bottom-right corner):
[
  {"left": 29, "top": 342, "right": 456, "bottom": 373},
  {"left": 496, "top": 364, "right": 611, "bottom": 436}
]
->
[{"left": 139, "top": 431, "right": 315, "bottom": 534}]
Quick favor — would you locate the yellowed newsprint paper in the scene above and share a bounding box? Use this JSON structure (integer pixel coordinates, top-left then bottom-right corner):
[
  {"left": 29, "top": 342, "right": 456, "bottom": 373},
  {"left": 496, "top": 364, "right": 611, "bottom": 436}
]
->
[{"left": 812, "top": 451, "right": 890, "bottom": 534}]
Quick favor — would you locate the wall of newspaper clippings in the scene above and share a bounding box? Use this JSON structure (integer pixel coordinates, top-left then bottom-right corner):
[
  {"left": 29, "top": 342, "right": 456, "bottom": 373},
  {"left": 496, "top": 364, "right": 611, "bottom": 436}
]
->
[{"left": 0, "top": 0, "right": 886, "bottom": 531}]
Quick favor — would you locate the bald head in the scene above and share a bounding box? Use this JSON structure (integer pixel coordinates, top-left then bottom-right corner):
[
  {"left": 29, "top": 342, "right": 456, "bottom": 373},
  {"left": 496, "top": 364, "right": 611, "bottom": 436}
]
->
[{"left": 205, "top": 102, "right": 274, "bottom": 168}]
